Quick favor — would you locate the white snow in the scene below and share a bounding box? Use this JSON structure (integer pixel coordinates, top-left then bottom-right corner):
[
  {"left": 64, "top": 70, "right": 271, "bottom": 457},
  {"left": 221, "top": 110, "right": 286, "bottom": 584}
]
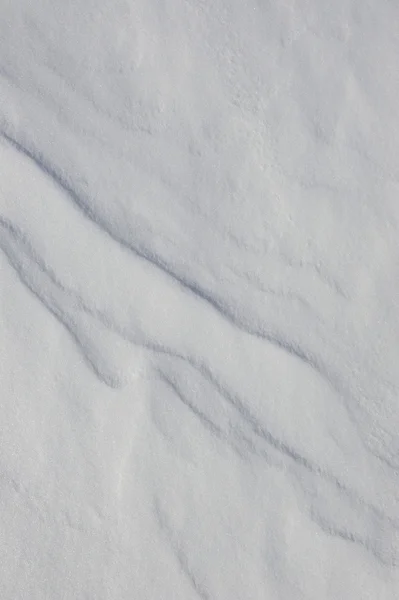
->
[{"left": 1, "top": 0, "right": 399, "bottom": 598}]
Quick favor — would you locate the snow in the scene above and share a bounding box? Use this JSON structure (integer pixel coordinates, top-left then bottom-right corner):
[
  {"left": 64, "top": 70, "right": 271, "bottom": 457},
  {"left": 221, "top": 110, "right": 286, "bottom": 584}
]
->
[{"left": 1, "top": 0, "right": 399, "bottom": 597}]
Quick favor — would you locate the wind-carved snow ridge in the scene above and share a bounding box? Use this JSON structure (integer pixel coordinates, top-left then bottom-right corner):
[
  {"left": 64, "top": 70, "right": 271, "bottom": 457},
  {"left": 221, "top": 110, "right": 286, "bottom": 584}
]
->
[
  {"left": 155, "top": 359, "right": 399, "bottom": 568},
  {"left": 0, "top": 216, "right": 127, "bottom": 387},
  {"left": 0, "top": 130, "right": 335, "bottom": 372},
  {"left": 0, "top": 129, "right": 338, "bottom": 391},
  {"left": 2, "top": 0, "right": 399, "bottom": 596},
  {"left": 0, "top": 130, "right": 348, "bottom": 420},
  {"left": 1, "top": 126, "right": 398, "bottom": 578}
]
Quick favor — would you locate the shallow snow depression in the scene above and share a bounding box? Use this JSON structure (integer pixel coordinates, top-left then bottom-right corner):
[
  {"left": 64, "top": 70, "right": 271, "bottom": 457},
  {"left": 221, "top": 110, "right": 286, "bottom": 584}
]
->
[{"left": 1, "top": 0, "right": 399, "bottom": 598}]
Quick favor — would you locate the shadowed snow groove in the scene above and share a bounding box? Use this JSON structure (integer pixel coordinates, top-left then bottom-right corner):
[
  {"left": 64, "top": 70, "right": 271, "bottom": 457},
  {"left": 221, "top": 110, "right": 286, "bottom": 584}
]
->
[
  {"left": 153, "top": 498, "right": 212, "bottom": 600},
  {"left": 1, "top": 208, "right": 397, "bottom": 567},
  {"left": 4, "top": 126, "right": 379, "bottom": 475},
  {"left": 1, "top": 0, "right": 399, "bottom": 596},
  {"left": 0, "top": 129, "right": 338, "bottom": 390},
  {"left": 156, "top": 358, "right": 399, "bottom": 567},
  {"left": 0, "top": 215, "right": 123, "bottom": 386}
]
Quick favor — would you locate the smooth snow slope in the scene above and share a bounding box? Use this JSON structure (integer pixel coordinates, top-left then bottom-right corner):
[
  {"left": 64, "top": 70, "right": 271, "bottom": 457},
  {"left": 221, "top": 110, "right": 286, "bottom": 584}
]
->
[{"left": 1, "top": 0, "right": 399, "bottom": 598}]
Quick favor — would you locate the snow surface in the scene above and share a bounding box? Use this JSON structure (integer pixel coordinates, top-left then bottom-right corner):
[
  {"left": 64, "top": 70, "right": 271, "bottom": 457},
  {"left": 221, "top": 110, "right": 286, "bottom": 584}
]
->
[{"left": 1, "top": 0, "right": 399, "bottom": 597}]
